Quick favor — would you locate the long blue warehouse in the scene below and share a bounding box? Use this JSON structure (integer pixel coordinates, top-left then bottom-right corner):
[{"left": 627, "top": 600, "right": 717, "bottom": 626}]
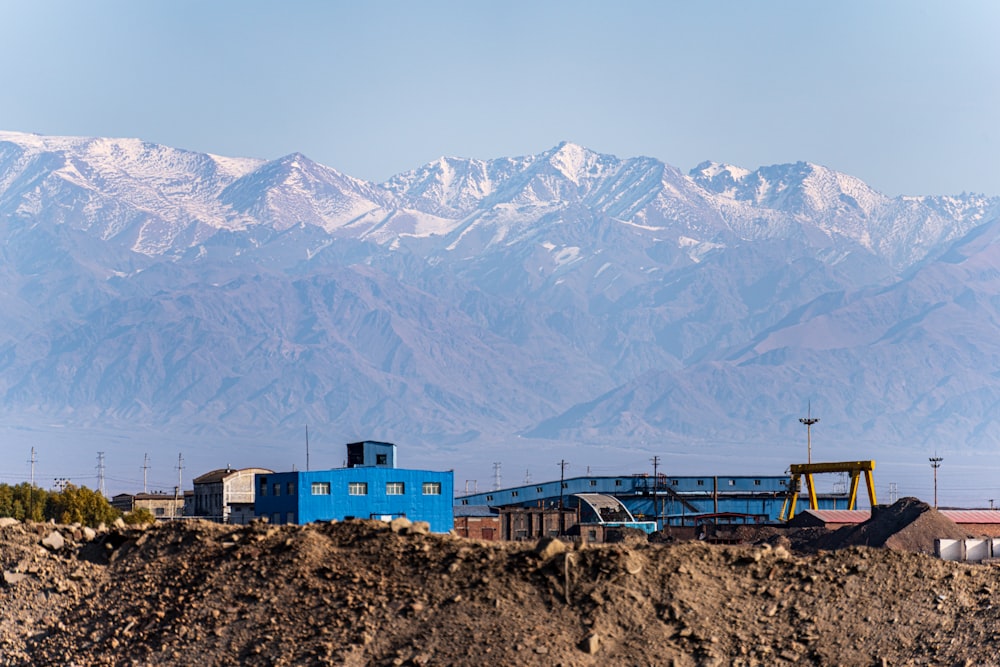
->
[{"left": 456, "top": 473, "right": 848, "bottom": 526}]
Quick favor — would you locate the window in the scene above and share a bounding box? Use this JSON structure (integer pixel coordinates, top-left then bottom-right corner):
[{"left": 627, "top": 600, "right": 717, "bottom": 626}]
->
[
  {"left": 376, "top": 454, "right": 388, "bottom": 465},
  {"left": 697, "top": 479, "right": 705, "bottom": 486},
  {"left": 273, "top": 483, "right": 281, "bottom": 496},
  {"left": 461, "top": 499, "right": 469, "bottom": 505},
  {"left": 349, "top": 482, "right": 368, "bottom": 496},
  {"left": 286, "top": 482, "right": 295, "bottom": 495},
  {"left": 486, "top": 495, "right": 494, "bottom": 502},
  {"left": 536, "top": 487, "right": 543, "bottom": 493},
  {"left": 754, "top": 479, "right": 761, "bottom": 486},
  {"left": 589, "top": 480, "right": 597, "bottom": 487},
  {"left": 386, "top": 482, "right": 405, "bottom": 495},
  {"left": 671, "top": 480, "right": 679, "bottom": 486},
  {"left": 561, "top": 483, "right": 567, "bottom": 489},
  {"left": 286, "top": 512, "right": 294, "bottom": 524},
  {"left": 511, "top": 490, "right": 518, "bottom": 498},
  {"left": 272, "top": 513, "right": 280, "bottom": 525},
  {"left": 615, "top": 479, "right": 622, "bottom": 487},
  {"left": 311, "top": 482, "right": 331, "bottom": 495},
  {"left": 728, "top": 479, "right": 736, "bottom": 486},
  {"left": 259, "top": 479, "right": 267, "bottom": 496},
  {"left": 422, "top": 482, "right": 442, "bottom": 495},
  {"left": 154, "top": 507, "right": 165, "bottom": 516}
]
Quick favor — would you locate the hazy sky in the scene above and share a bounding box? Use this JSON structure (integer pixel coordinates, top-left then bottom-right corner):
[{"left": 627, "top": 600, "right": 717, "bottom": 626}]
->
[{"left": 1, "top": 1, "right": 998, "bottom": 197}]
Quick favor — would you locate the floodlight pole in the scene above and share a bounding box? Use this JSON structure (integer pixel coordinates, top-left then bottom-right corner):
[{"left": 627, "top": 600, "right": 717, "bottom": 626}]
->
[
  {"left": 799, "top": 402, "right": 819, "bottom": 465},
  {"left": 929, "top": 456, "right": 943, "bottom": 509}
]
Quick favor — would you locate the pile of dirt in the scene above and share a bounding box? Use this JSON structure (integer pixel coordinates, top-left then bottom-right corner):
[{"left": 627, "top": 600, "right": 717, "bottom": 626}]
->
[
  {"left": 4, "top": 513, "right": 1000, "bottom": 666},
  {"left": 812, "top": 497, "right": 967, "bottom": 554}
]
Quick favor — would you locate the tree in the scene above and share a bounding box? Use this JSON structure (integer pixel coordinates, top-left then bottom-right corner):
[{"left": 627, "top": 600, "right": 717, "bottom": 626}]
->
[{"left": 45, "top": 484, "right": 121, "bottom": 527}]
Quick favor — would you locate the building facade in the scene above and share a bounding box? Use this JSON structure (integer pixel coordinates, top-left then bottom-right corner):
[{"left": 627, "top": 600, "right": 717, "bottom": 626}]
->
[
  {"left": 254, "top": 441, "right": 454, "bottom": 533},
  {"left": 191, "top": 467, "right": 273, "bottom": 523},
  {"left": 111, "top": 492, "right": 184, "bottom": 519}
]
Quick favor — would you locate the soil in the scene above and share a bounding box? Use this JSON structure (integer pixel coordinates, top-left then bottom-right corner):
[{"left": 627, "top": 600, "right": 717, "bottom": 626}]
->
[{"left": 3, "top": 499, "right": 1000, "bottom": 666}]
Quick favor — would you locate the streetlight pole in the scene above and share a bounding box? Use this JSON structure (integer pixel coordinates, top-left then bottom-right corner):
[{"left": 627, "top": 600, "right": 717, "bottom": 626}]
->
[
  {"left": 799, "top": 402, "right": 819, "bottom": 464},
  {"left": 929, "top": 456, "right": 943, "bottom": 509}
]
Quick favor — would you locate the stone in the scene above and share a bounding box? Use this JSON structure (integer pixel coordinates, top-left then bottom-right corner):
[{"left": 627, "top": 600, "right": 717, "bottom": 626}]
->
[
  {"left": 389, "top": 517, "right": 412, "bottom": 533},
  {"left": 42, "top": 530, "right": 65, "bottom": 551},
  {"left": 534, "top": 536, "right": 568, "bottom": 560},
  {"left": 3, "top": 570, "right": 27, "bottom": 586},
  {"left": 82, "top": 526, "right": 97, "bottom": 541},
  {"left": 409, "top": 521, "right": 430, "bottom": 535},
  {"left": 0, "top": 517, "right": 19, "bottom": 528},
  {"left": 579, "top": 633, "right": 601, "bottom": 654}
]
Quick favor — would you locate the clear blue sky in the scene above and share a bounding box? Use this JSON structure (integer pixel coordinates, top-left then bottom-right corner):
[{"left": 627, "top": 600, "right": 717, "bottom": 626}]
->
[{"left": 1, "top": 0, "right": 998, "bottom": 197}]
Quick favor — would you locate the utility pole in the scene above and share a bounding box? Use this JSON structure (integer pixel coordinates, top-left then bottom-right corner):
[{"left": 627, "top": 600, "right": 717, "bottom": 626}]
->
[
  {"left": 96, "top": 452, "right": 106, "bottom": 498},
  {"left": 27, "top": 447, "right": 37, "bottom": 520},
  {"left": 492, "top": 462, "right": 502, "bottom": 491},
  {"left": 929, "top": 455, "right": 943, "bottom": 509},
  {"left": 142, "top": 453, "right": 150, "bottom": 493},
  {"left": 558, "top": 460, "right": 569, "bottom": 536},
  {"left": 651, "top": 455, "right": 661, "bottom": 529},
  {"left": 524, "top": 469, "right": 531, "bottom": 484},
  {"left": 799, "top": 402, "right": 820, "bottom": 464},
  {"left": 176, "top": 453, "right": 184, "bottom": 494},
  {"left": 305, "top": 425, "right": 310, "bottom": 472}
]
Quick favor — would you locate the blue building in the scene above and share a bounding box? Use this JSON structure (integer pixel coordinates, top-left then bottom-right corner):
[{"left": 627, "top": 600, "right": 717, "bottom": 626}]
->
[
  {"left": 254, "top": 441, "right": 454, "bottom": 533},
  {"left": 457, "top": 473, "right": 849, "bottom": 527}
]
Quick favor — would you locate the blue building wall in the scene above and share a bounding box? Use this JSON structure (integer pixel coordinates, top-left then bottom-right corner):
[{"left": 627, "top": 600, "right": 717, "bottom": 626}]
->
[
  {"left": 255, "top": 468, "right": 454, "bottom": 533},
  {"left": 457, "top": 474, "right": 847, "bottom": 524}
]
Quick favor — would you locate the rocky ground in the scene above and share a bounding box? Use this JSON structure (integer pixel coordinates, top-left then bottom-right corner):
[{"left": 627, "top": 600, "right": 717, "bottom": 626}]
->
[{"left": 2, "top": 500, "right": 1000, "bottom": 666}]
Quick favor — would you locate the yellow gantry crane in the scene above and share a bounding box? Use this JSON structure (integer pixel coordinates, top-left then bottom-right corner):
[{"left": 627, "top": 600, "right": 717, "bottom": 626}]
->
[{"left": 779, "top": 460, "right": 877, "bottom": 521}]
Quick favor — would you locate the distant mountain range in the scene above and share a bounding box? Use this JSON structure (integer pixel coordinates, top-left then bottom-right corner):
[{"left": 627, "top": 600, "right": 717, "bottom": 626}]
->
[{"left": 2, "top": 130, "right": 998, "bottom": 471}]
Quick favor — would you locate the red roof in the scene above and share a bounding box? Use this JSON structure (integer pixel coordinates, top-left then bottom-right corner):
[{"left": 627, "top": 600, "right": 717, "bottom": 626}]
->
[{"left": 941, "top": 510, "right": 1000, "bottom": 524}]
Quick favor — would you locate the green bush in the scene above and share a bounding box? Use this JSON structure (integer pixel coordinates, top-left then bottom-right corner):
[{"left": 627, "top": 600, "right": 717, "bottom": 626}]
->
[{"left": 122, "top": 507, "right": 156, "bottom": 526}]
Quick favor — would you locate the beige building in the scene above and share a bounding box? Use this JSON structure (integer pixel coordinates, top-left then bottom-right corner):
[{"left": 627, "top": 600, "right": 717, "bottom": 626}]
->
[
  {"left": 191, "top": 467, "right": 273, "bottom": 524},
  {"left": 111, "top": 491, "right": 185, "bottom": 519}
]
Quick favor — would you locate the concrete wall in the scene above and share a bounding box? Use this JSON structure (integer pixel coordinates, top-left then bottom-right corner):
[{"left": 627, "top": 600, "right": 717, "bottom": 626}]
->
[{"left": 936, "top": 538, "right": 996, "bottom": 562}]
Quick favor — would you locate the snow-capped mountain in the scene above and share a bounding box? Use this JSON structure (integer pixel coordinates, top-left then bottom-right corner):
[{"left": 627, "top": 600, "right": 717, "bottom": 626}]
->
[{"left": 1, "top": 130, "right": 999, "bottom": 475}]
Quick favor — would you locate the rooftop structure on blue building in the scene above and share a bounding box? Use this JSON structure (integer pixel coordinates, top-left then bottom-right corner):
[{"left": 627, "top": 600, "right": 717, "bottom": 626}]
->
[{"left": 254, "top": 441, "right": 454, "bottom": 533}]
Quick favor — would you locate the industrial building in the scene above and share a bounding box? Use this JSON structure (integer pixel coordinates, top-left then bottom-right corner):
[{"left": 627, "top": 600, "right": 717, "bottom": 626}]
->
[
  {"left": 254, "top": 441, "right": 454, "bottom": 533},
  {"left": 191, "top": 466, "right": 273, "bottom": 524},
  {"left": 457, "top": 471, "right": 851, "bottom": 529},
  {"left": 110, "top": 491, "right": 184, "bottom": 519}
]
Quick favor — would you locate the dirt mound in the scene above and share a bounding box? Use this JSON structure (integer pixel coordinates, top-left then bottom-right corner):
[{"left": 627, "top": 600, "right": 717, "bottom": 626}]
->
[
  {"left": 812, "top": 497, "right": 967, "bottom": 554},
  {"left": 4, "top": 516, "right": 1000, "bottom": 666}
]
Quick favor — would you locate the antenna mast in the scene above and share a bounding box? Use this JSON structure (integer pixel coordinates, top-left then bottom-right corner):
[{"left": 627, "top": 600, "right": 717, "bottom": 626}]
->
[{"left": 306, "top": 425, "right": 310, "bottom": 472}]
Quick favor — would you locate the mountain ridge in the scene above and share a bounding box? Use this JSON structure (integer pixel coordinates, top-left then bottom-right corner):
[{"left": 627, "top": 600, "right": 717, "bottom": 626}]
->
[{"left": 1, "top": 130, "right": 999, "bottom": 487}]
